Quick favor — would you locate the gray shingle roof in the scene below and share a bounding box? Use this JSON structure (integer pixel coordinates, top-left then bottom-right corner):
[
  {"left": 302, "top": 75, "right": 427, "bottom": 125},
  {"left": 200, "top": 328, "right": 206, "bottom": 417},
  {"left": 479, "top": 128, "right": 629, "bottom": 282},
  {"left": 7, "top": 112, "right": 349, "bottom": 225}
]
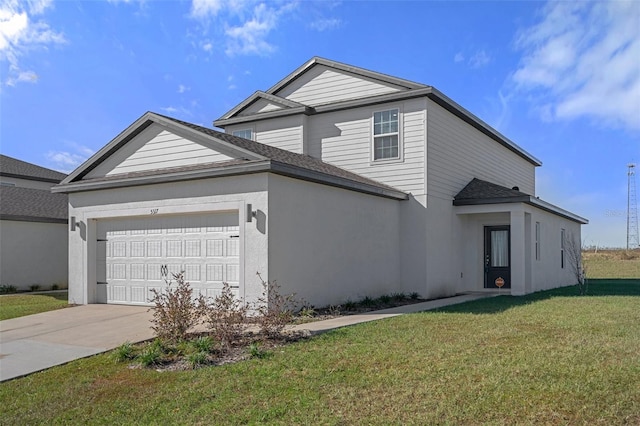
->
[
  {"left": 0, "top": 186, "right": 68, "bottom": 223},
  {"left": 0, "top": 155, "right": 67, "bottom": 183},
  {"left": 157, "top": 113, "right": 405, "bottom": 196},
  {"left": 454, "top": 178, "right": 530, "bottom": 203}
]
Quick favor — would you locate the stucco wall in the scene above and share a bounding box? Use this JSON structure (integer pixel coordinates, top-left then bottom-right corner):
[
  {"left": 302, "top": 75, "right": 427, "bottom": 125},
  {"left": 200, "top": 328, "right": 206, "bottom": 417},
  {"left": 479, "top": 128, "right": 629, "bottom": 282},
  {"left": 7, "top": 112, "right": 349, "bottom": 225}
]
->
[
  {"left": 267, "top": 174, "right": 403, "bottom": 307},
  {"left": 67, "top": 174, "right": 270, "bottom": 305},
  {"left": 0, "top": 219, "right": 68, "bottom": 290}
]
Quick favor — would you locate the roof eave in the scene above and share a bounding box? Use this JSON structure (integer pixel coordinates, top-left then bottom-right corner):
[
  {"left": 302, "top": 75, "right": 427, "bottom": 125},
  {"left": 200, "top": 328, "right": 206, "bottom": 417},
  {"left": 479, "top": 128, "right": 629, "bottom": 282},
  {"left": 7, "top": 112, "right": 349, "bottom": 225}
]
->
[
  {"left": 216, "top": 91, "right": 307, "bottom": 122},
  {"left": 214, "top": 105, "right": 313, "bottom": 127},
  {"left": 454, "top": 196, "right": 588, "bottom": 224},
  {"left": 426, "top": 88, "right": 542, "bottom": 167},
  {"left": 0, "top": 172, "right": 61, "bottom": 184},
  {"left": 0, "top": 214, "right": 68, "bottom": 224}
]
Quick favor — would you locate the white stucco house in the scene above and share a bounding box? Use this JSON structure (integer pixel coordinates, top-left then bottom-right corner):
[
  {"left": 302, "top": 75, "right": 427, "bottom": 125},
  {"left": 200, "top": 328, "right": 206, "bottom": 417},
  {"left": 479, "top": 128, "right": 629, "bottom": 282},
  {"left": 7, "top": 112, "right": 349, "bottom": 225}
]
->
[
  {"left": 0, "top": 155, "right": 69, "bottom": 291},
  {"left": 53, "top": 57, "right": 587, "bottom": 307}
]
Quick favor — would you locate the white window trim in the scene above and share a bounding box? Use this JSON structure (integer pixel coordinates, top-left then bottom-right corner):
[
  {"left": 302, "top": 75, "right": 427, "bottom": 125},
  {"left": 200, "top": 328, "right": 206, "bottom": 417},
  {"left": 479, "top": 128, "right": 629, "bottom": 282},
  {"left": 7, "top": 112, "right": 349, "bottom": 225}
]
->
[
  {"left": 535, "top": 222, "right": 541, "bottom": 261},
  {"left": 231, "top": 128, "right": 254, "bottom": 141},
  {"left": 370, "top": 106, "right": 403, "bottom": 164}
]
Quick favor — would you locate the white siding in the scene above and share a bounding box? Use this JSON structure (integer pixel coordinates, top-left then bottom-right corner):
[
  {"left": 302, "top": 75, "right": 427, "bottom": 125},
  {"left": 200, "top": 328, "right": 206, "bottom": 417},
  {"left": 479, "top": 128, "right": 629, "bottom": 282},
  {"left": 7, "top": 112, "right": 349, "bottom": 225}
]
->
[
  {"left": 308, "top": 98, "right": 426, "bottom": 195},
  {"left": 107, "top": 129, "right": 233, "bottom": 176},
  {"left": 254, "top": 115, "right": 304, "bottom": 154},
  {"left": 275, "top": 65, "right": 405, "bottom": 106},
  {"left": 426, "top": 99, "right": 536, "bottom": 199},
  {"left": 239, "top": 98, "right": 286, "bottom": 116}
]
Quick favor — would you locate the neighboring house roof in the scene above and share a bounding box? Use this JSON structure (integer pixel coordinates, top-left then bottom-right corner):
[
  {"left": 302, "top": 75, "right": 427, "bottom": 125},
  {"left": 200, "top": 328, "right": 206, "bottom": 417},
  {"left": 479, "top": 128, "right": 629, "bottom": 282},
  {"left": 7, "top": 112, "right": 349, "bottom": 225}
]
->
[
  {"left": 0, "top": 186, "right": 68, "bottom": 223},
  {"left": 213, "top": 57, "right": 541, "bottom": 167},
  {"left": 0, "top": 154, "right": 67, "bottom": 183},
  {"left": 54, "top": 112, "right": 408, "bottom": 201},
  {"left": 454, "top": 178, "right": 588, "bottom": 224}
]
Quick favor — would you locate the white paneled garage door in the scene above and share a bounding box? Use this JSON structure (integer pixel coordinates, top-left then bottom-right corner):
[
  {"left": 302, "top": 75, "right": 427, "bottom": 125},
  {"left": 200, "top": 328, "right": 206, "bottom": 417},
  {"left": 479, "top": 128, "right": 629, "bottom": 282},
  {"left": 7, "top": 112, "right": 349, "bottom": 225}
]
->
[{"left": 96, "top": 212, "right": 240, "bottom": 305}]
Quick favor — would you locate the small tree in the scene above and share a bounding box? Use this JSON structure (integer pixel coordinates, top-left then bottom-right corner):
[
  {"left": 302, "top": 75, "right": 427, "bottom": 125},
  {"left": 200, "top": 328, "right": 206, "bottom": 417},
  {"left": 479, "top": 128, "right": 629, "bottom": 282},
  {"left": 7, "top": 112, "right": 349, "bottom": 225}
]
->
[
  {"left": 201, "top": 282, "right": 248, "bottom": 351},
  {"left": 149, "top": 272, "right": 204, "bottom": 343},
  {"left": 255, "top": 272, "right": 300, "bottom": 339},
  {"left": 565, "top": 231, "right": 588, "bottom": 295}
]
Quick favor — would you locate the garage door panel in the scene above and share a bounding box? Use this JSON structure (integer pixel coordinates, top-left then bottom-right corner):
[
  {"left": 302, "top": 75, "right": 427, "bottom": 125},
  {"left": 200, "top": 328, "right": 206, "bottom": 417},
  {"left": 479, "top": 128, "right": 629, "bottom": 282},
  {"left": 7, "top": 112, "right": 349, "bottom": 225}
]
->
[{"left": 99, "top": 212, "right": 240, "bottom": 305}]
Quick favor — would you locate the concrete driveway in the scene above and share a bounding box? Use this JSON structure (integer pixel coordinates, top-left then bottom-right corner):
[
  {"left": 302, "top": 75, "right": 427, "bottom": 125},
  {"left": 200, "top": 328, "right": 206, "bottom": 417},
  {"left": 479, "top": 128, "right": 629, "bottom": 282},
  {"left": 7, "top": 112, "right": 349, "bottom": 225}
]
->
[{"left": 0, "top": 305, "right": 154, "bottom": 382}]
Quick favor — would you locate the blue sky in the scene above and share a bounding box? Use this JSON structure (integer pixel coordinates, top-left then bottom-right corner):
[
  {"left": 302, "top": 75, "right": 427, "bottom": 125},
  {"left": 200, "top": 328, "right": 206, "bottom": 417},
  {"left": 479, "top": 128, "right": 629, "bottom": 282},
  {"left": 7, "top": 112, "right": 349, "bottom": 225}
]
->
[{"left": 1, "top": 0, "right": 638, "bottom": 248}]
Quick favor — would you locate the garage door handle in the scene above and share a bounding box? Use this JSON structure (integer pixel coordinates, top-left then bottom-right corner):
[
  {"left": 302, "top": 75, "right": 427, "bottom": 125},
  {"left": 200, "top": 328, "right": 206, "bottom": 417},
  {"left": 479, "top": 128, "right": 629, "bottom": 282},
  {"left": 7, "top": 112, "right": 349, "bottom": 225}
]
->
[
  {"left": 97, "top": 282, "right": 108, "bottom": 285},
  {"left": 97, "top": 239, "right": 108, "bottom": 242},
  {"left": 230, "top": 235, "right": 239, "bottom": 238},
  {"left": 230, "top": 285, "right": 239, "bottom": 288}
]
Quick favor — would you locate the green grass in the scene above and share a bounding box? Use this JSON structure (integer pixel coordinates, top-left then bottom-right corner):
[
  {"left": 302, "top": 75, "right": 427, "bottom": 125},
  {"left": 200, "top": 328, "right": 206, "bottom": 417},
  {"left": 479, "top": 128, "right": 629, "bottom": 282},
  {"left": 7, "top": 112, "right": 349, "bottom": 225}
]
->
[
  {"left": 0, "top": 281, "right": 638, "bottom": 425},
  {"left": 584, "top": 249, "right": 640, "bottom": 278},
  {"left": 0, "top": 292, "right": 69, "bottom": 321}
]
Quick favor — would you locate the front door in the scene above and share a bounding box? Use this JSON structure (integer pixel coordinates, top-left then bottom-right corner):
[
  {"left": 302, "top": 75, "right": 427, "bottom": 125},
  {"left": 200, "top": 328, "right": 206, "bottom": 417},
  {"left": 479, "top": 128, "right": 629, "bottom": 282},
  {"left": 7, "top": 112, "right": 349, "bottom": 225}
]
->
[{"left": 484, "top": 226, "right": 511, "bottom": 289}]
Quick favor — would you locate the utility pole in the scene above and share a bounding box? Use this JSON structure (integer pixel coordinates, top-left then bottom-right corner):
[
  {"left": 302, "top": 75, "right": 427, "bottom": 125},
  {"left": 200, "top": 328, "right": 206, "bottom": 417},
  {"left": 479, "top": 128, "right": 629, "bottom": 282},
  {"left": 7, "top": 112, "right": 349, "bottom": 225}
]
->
[{"left": 627, "top": 163, "right": 639, "bottom": 250}]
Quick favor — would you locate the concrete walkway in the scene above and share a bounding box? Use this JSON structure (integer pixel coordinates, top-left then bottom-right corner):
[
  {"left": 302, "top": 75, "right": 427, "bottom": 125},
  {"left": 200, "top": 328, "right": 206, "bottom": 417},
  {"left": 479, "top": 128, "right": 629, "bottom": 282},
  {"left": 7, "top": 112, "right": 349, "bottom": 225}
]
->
[{"left": 0, "top": 293, "right": 492, "bottom": 382}]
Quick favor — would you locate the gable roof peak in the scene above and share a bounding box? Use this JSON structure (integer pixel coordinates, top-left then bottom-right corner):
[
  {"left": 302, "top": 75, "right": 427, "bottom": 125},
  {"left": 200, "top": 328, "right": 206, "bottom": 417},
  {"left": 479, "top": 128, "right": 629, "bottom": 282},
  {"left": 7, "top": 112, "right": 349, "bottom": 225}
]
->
[{"left": 266, "top": 56, "right": 427, "bottom": 96}]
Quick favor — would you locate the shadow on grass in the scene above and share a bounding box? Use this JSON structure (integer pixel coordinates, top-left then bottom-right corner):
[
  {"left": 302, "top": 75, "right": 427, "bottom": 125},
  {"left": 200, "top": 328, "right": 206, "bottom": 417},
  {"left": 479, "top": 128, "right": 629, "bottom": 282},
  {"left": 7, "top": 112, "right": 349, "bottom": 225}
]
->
[{"left": 436, "top": 279, "right": 640, "bottom": 315}]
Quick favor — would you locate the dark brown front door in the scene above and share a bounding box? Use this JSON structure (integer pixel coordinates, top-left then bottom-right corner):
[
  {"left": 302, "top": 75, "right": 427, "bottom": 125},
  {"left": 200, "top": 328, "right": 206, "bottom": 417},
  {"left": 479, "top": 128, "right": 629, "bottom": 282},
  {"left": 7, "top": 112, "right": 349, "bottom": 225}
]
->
[{"left": 484, "top": 226, "right": 511, "bottom": 289}]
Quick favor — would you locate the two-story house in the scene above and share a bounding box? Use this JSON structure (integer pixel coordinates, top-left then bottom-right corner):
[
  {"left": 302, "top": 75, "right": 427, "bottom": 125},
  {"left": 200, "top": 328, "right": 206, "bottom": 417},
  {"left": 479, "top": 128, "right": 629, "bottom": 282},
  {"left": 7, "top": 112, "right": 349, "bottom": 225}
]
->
[
  {"left": 54, "top": 58, "right": 587, "bottom": 307},
  {"left": 1, "top": 155, "right": 69, "bottom": 290}
]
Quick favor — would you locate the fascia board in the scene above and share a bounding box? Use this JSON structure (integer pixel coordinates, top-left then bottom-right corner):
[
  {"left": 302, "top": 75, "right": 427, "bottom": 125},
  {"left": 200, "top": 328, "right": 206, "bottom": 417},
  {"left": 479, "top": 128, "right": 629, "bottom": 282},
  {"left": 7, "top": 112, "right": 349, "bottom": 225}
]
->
[
  {"left": 454, "top": 196, "right": 588, "bottom": 224},
  {"left": 266, "top": 57, "right": 426, "bottom": 95},
  {"left": 213, "top": 106, "right": 312, "bottom": 127},
  {"left": 61, "top": 112, "right": 155, "bottom": 184},
  {"left": 0, "top": 172, "right": 61, "bottom": 184},
  {"left": 527, "top": 197, "right": 588, "bottom": 224},
  {"left": 269, "top": 161, "right": 408, "bottom": 201},
  {"left": 52, "top": 161, "right": 272, "bottom": 193},
  {"left": 426, "top": 88, "right": 542, "bottom": 167},
  {"left": 217, "top": 91, "right": 307, "bottom": 122},
  {"left": 150, "top": 114, "right": 266, "bottom": 161},
  {"left": 0, "top": 215, "right": 67, "bottom": 224}
]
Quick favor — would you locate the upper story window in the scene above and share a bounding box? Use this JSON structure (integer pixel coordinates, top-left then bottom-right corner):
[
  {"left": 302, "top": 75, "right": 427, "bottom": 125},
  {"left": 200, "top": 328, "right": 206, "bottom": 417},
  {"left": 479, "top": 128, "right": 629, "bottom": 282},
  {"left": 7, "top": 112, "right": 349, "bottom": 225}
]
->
[
  {"left": 232, "top": 129, "right": 253, "bottom": 140},
  {"left": 373, "top": 109, "right": 399, "bottom": 161}
]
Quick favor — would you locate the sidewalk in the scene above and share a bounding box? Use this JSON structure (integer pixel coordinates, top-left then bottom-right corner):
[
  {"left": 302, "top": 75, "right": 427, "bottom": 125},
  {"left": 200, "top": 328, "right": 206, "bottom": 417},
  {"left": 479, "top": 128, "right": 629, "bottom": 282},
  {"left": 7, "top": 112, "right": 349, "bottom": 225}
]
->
[{"left": 0, "top": 293, "right": 493, "bottom": 381}]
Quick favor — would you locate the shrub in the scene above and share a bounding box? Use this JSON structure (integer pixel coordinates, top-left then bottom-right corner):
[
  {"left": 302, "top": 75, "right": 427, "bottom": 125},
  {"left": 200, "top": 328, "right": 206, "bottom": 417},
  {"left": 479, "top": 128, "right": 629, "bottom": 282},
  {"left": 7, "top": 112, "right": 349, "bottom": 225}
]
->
[
  {"left": 298, "top": 305, "right": 316, "bottom": 318},
  {"left": 255, "top": 273, "right": 300, "bottom": 339},
  {"left": 148, "top": 272, "right": 204, "bottom": 343},
  {"left": 409, "top": 292, "right": 420, "bottom": 300},
  {"left": 391, "top": 292, "right": 406, "bottom": 302},
  {"left": 201, "top": 282, "right": 247, "bottom": 351},
  {"left": 29, "top": 284, "right": 40, "bottom": 292},
  {"left": 360, "top": 296, "right": 375, "bottom": 308},
  {"left": 343, "top": 300, "right": 357, "bottom": 311},
  {"left": 51, "top": 284, "right": 59, "bottom": 291},
  {"left": 191, "top": 336, "right": 214, "bottom": 353},
  {"left": 248, "top": 343, "right": 271, "bottom": 359},
  {"left": 111, "top": 342, "right": 135, "bottom": 363},
  {"left": 138, "top": 340, "right": 163, "bottom": 367},
  {"left": 0, "top": 284, "right": 17, "bottom": 294},
  {"left": 377, "top": 294, "right": 392, "bottom": 305},
  {"left": 187, "top": 351, "right": 209, "bottom": 369}
]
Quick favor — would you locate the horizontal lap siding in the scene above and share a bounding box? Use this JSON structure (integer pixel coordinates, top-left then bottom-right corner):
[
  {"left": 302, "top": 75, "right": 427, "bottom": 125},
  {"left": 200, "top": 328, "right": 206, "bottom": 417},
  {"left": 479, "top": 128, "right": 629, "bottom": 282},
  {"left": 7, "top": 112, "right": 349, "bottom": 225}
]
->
[
  {"left": 276, "top": 65, "right": 403, "bottom": 106},
  {"left": 427, "top": 100, "right": 535, "bottom": 199},
  {"left": 107, "top": 130, "right": 233, "bottom": 176},
  {"left": 255, "top": 115, "right": 303, "bottom": 154},
  {"left": 311, "top": 99, "right": 426, "bottom": 195}
]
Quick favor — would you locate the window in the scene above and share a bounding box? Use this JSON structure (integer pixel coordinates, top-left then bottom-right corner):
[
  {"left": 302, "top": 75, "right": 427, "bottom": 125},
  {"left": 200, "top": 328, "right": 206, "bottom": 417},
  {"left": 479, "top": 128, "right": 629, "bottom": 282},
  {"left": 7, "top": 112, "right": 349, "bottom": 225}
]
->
[
  {"left": 535, "top": 222, "right": 541, "bottom": 261},
  {"left": 232, "top": 129, "right": 252, "bottom": 140},
  {"left": 0, "top": 181, "right": 16, "bottom": 187},
  {"left": 373, "top": 109, "right": 399, "bottom": 160},
  {"left": 560, "top": 228, "right": 565, "bottom": 268}
]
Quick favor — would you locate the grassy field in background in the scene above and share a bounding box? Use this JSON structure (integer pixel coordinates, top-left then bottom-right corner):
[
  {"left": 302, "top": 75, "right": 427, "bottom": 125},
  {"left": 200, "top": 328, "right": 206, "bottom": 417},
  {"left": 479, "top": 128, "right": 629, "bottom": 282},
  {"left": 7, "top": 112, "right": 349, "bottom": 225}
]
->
[
  {"left": 584, "top": 249, "right": 640, "bottom": 279},
  {"left": 1, "top": 280, "right": 638, "bottom": 425},
  {"left": 0, "top": 292, "right": 69, "bottom": 321}
]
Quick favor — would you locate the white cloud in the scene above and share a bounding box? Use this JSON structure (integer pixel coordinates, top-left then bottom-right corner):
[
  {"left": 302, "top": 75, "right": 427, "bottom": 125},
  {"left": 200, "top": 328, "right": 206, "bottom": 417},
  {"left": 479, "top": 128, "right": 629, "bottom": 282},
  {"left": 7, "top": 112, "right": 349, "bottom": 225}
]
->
[
  {"left": 469, "top": 50, "right": 490, "bottom": 68},
  {"left": 46, "top": 142, "right": 94, "bottom": 173},
  {"left": 224, "top": 3, "right": 279, "bottom": 56},
  {"left": 160, "top": 105, "right": 192, "bottom": 116},
  {"left": 512, "top": 1, "right": 640, "bottom": 131},
  {"left": 190, "top": 0, "right": 298, "bottom": 57},
  {"left": 454, "top": 52, "right": 464, "bottom": 63},
  {"left": 177, "top": 84, "right": 190, "bottom": 93},
  {"left": 0, "top": 0, "right": 64, "bottom": 86},
  {"left": 309, "top": 18, "right": 341, "bottom": 32}
]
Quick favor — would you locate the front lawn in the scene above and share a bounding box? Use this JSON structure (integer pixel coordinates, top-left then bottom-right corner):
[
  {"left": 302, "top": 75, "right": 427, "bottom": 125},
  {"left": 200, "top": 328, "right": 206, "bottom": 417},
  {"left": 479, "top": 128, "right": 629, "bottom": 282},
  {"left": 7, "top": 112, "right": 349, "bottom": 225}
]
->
[
  {"left": 0, "top": 281, "right": 638, "bottom": 424},
  {"left": 0, "top": 292, "right": 69, "bottom": 321}
]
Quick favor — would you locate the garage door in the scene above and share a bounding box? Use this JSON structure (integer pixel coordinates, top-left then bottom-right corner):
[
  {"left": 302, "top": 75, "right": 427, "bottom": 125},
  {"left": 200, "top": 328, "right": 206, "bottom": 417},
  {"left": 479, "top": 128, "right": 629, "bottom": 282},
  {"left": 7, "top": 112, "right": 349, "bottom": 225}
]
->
[{"left": 96, "top": 212, "right": 240, "bottom": 305}]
